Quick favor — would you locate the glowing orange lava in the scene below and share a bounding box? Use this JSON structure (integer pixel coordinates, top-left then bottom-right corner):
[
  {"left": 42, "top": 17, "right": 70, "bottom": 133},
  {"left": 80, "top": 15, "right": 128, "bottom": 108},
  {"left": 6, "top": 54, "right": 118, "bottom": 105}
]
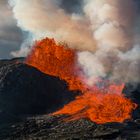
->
[
  {"left": 26, "top": 38, "right": 137, "bottom": 124},
  {"left": 26, "top": 38, "right": 86, "bottom": 91},
  {"left": 53, "top": 88, "right": 136, "bottom": 124}
]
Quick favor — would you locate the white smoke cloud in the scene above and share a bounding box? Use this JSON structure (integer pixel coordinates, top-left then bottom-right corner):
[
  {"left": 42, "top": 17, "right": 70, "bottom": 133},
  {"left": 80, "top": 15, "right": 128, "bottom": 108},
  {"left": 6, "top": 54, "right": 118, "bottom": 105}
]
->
[
  {"left": 9, "top": 0, "right": 140, "bottom": 85},
  {"left": 77, "top": 0, "right": 140, "bottom": 85},
  {"left": 11, "top": 46, "right": 30, "bottom": 57},
  {"left": 78, "top": 51, "right": 106, "bottom": 86},
  {"left": 84, "top": 0, "right": 134, "bottom": 50},
  {"left": 8, "top": 0, "right": 96, "bottom": 55}
]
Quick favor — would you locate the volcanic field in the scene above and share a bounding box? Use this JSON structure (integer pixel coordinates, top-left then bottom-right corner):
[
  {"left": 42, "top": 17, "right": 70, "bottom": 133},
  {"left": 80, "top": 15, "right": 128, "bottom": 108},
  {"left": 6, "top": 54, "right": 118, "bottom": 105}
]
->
[{"left": 0, "top": 38, "right": 140, "bottom": 140}]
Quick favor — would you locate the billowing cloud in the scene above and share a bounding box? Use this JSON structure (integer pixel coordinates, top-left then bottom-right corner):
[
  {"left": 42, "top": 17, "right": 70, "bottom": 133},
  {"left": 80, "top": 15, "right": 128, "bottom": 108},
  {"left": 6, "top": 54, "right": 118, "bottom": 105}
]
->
[{"left": 8, "top": 0, "right": 96, "bottom": 55}]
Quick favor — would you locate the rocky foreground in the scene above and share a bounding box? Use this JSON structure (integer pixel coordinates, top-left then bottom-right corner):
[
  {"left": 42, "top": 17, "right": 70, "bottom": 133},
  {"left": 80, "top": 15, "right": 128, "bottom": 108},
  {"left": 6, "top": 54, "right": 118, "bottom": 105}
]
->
[
  {"left": 0, "top": 58, "right": 140, "bottom": 140},
  {"left": 1, "top": 115, "right": 140, "bottom": 140}
]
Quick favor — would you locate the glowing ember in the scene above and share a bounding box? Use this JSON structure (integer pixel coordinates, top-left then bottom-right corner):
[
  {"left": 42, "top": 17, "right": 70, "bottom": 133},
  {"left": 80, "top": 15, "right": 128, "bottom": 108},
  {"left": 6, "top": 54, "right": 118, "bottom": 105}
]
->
[{"left": 26, "top": 38, "right": 137, "bottom": 124}]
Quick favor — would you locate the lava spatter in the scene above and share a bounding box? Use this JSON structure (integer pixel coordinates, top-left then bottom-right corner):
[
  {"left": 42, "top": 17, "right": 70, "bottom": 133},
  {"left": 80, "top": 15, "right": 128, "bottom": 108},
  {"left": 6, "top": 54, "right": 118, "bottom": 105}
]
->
[{"left": 26, "top": 38, "right": 137, "bottom": 124}]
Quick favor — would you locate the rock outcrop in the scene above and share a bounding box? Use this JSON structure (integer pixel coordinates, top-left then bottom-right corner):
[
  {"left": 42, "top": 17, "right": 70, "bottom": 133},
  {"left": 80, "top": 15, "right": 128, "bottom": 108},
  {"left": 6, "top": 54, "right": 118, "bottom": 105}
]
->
[{"left": 1, "top": 115, "right": 140, "bottom": 140}]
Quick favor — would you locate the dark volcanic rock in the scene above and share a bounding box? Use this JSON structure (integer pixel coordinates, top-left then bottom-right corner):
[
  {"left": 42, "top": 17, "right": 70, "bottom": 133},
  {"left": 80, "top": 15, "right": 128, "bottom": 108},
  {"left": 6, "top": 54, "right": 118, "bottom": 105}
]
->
[
  {"left": 0, "top": 59, "right": 79, "bottom": 118},
  {"left": 124, "top": 83, "right": 140, "bottom": 119},
  {"left": 0, "top": 58, "right": 140, "bottom": 140},
  {"left": 1, "top": 115, "right": 140, "bottom": 140},
  {"left": 0, "top": 57, "right": 24, "bottom": 68}
]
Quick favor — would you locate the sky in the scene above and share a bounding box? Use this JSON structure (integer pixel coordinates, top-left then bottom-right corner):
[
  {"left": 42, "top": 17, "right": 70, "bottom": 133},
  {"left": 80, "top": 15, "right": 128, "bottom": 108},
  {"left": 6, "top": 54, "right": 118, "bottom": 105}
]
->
[
  {"left": 0, "top": 0, "right": 139, "bottom": 59},
  {"left": 0, "top": 0, "right": 23, "bottom": 59},
  {"left": 0, "top": 0, "right": 81, "bottom": 59}
]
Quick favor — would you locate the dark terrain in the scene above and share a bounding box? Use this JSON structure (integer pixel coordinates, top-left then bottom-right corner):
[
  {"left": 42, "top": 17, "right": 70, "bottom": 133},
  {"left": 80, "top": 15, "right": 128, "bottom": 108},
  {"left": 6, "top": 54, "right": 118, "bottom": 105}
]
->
[{"left": 0, "top": 58, "right": 140, "bottom": 140}]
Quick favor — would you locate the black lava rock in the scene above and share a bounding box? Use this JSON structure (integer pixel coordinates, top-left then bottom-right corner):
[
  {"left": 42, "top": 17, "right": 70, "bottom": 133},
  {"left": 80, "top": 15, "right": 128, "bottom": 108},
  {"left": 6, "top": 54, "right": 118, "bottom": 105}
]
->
[
  {"left": 0, "top": 58, "right": 140, "bottom": 140},
  {"left": 1, "top": 115, "right": 140, "bottom": 140},
  {"left": 124, "top": 83, "right": 140, "bottom": 119},
  {"left": 0, "top": 59, "right": 79, "bottom": 117}
]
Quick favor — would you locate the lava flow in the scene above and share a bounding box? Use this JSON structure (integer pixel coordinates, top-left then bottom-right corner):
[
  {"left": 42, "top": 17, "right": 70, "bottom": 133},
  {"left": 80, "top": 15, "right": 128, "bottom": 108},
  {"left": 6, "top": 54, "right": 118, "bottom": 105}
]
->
[
  {"left": 26, "top": 38, "right": 86, "bottom": 91},
  {"left": 26, "top": 38, "right": 137, "bottom": 124}
]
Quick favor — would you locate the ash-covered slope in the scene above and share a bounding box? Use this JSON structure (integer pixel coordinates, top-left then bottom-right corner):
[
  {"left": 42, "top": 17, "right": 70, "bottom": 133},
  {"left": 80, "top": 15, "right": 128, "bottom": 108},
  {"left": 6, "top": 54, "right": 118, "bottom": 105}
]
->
[{"left": 0, "top": 58, "right": 79, "bottom": 123}]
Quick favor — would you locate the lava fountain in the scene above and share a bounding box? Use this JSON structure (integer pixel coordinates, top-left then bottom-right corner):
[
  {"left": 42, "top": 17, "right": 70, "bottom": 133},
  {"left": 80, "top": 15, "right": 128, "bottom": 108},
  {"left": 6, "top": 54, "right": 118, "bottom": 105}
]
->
[{"left": 26, "top": 38, "right": 137, "bottom": 124}]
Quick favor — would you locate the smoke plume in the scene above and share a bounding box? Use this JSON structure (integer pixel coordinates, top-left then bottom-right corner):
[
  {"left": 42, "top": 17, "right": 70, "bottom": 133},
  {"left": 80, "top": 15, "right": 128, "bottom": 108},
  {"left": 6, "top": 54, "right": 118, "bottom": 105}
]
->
[
  {"left": 79, "top": 0, "right": 140, "bottom": 85},
  {"left": 9, "top": 0, "right": 140, "bottom": 84},
  {"left": 8, "top": 0, "right": 96, "bottom": 53}
]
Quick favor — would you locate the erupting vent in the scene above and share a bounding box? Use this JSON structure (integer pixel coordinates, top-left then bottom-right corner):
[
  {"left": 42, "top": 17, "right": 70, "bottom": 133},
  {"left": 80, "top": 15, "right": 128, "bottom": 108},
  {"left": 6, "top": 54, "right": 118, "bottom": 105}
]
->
[
  {"left": 26, "top": 38, "right": 137, "bottom": 124},
  {"left": 26, "top": 38, "right": 85, "bottom": 91}
]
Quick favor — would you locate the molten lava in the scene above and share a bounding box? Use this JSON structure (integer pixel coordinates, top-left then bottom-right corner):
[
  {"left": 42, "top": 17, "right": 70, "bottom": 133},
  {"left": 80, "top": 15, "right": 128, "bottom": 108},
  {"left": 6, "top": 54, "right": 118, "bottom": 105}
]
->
[
  {"left": 26, "top": 38, "right": 86, "bottom": 91},
  {"left": 26, "top": 38, "right": 137, "bottom": 124},
  {"left": 54, "top": 89, "right": 136, "bottom": 124}
]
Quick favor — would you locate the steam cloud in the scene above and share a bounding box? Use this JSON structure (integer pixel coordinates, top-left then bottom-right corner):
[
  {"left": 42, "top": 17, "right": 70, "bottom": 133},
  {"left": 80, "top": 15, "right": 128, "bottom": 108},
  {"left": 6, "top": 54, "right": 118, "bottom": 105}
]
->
[
  {"left": 9, "top": 0, "right": 140, "bottom": 84},
  {"left": 79, "top": 0, "right": 140, "bottom": 85},
  {"left": 8, "top": 0, "right": 96, "bottom": 53}
]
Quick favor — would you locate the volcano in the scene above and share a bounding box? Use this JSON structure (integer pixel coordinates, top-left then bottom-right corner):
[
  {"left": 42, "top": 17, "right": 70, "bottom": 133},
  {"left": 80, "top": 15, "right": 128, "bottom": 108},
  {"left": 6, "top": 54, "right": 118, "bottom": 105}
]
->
[
  {"left": 0, "top": 38, "right": 139, "bottom": 139},
  {"left": 0, "top": 58, "right": 79, "bottom": 116},
  {"left": 0, "top": 56, "right": 139, "bottom": 139},
  {"left": 1, "top": 0, "right": 139, "bottom": 139},
  {"left": 26, "top": 38, "right": 137, "bottom": 124}
]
